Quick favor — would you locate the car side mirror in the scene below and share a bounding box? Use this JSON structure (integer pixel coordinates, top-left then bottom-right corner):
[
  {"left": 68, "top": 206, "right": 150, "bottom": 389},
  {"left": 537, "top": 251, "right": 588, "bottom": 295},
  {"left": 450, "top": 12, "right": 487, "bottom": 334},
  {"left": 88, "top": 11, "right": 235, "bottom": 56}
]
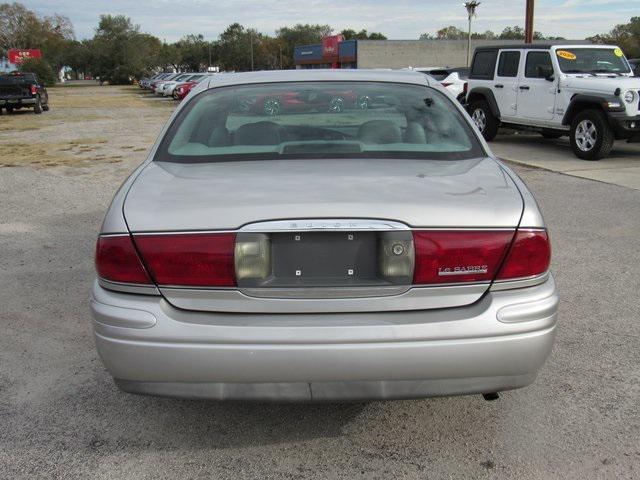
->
[{"left": 540, "top": 66, "right": 555, "bottom": 81}]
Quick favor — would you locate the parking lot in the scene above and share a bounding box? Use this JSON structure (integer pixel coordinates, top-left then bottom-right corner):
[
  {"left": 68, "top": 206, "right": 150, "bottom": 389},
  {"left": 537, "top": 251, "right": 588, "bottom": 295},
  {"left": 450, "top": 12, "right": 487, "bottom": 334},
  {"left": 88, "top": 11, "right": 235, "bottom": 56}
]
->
[{"left": 1, "top": 85, "right": 639, "bottom": 479}]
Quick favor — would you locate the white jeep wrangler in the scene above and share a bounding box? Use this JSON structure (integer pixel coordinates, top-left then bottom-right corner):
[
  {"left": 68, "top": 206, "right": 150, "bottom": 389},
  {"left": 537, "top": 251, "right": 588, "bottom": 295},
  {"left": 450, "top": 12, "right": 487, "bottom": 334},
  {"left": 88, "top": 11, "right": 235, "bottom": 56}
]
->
[{"left": 466, "top": 44, "right": 640, "bottom": 160}]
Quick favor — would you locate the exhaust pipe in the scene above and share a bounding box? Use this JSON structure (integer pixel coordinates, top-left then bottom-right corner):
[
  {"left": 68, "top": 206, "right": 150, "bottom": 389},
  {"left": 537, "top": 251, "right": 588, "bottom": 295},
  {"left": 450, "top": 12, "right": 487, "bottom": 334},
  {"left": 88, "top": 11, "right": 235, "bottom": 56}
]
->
[{"left": 482, "top": 392, "right": 500, "bottom": 401}]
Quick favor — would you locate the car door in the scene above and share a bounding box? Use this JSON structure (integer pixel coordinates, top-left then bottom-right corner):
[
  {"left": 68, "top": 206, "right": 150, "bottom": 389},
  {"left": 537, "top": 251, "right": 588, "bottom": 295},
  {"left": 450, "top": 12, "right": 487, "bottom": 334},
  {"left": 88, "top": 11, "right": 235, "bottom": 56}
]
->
[
  {"left": 493, "top": 50, "right": 522, "bottom": 121},
  {"left": 517, "top": 51, "right": 557, "bottom": 121}
]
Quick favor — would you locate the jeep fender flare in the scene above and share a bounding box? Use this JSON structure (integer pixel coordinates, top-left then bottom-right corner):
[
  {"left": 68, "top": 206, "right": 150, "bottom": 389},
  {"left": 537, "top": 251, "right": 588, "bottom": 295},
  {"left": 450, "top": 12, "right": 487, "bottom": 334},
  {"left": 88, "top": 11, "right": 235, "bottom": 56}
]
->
[
  {"left": 562, "top": 94, "right": 624, "bottom": 126},
  {"left": 467, "top": 88, "right": 501, "bottom": 119}
]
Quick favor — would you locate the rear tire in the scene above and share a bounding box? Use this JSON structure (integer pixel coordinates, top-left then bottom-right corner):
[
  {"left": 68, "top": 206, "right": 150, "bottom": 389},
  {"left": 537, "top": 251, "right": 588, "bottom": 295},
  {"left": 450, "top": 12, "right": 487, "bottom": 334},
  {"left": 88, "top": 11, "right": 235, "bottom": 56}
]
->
[
  {"left": 5, "top": 106, "right": 13, "bottom": 114},
  {"left": 541, "top": 129, "right": 563, "bottom": 139},
  {"left": 570, "top": 109, "right": 614, "bottom": 161},
  {"left": 34, "top": 96, "right": 43, "bottom": 114},
  {"left": 469, "top": 100, "right": 499, "bottom": 141}
]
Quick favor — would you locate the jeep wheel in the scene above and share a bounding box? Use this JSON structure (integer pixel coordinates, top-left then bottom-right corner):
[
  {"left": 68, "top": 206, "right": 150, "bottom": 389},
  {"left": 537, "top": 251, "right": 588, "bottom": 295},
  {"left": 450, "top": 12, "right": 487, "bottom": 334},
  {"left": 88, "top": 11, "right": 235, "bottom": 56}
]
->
[
  {"left": 34, "top": 96, "right": 43, "bottom": 114},
  {"left": 541, "top": 129, "right": 563, "bottom": 139},
  {"left": 469, "top": 100, "right": 498, "bottom": 141},
  {"left": 570, "top": 109, "right": 613, "bottom": 161}
]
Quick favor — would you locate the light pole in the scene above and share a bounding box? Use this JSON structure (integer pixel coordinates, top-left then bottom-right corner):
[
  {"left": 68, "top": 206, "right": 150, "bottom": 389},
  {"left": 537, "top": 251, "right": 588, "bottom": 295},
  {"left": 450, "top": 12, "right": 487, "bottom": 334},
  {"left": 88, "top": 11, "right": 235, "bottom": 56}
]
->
[{"left": 464, "top": 1, "right": 481, "bottom": 67}]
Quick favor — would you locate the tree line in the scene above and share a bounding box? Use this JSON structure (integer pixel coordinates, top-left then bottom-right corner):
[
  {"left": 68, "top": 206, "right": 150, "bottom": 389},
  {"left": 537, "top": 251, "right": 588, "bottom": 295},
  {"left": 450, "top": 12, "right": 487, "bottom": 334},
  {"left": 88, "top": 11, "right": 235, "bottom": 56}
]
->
[{"left": 1, "top": 2, "right": 639, "bottom": 86}]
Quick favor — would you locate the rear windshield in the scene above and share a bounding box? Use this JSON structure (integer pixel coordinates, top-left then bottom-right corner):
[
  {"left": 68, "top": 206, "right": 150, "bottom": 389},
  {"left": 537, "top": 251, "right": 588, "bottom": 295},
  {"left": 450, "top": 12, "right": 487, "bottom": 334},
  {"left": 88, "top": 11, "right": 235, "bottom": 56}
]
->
[
  {"left": 556, "top": 48, "right": 631, "bottom": 74},
  {"left": 156, "top": 81, "right": 484, "bottom": 163},
  {"left": 0, "top": 73, "right": 36, "bottom": 85}
]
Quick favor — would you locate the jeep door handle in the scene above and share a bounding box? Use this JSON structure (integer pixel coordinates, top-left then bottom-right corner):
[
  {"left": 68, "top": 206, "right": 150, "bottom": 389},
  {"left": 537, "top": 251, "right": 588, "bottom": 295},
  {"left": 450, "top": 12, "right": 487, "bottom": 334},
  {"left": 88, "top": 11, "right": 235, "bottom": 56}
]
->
[
  {"left": 519, "top": 85, "right": 530, "bottom": 90},
  {"left": 494, "top": 84, "right": 504, "bottom": 88}
]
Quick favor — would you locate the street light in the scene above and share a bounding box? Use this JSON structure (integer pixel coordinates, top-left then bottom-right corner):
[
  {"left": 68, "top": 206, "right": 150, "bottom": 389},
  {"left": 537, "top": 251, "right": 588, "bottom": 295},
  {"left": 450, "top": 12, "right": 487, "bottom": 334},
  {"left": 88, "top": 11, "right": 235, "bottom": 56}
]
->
[{"left": 464, "top": 1, "right": 481, "bottom": 67}]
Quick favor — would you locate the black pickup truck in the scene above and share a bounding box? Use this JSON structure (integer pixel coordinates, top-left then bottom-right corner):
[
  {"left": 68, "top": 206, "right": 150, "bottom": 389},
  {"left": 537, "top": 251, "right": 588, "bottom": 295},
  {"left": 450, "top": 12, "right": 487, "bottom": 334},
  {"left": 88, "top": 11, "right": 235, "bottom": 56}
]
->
[{"left": 0, "top": 72, "right": 49, "bottom": 115}]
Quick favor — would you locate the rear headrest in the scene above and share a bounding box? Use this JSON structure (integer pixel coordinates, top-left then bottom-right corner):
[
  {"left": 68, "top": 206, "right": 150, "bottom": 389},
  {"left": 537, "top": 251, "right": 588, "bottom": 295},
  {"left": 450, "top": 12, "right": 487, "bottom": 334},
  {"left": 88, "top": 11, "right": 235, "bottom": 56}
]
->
[
  {"left": 358, "top": 120, "right": 402, "bottom": 144},
  {"left": 234, "top": 121, "right": 281, "bottom": 145}
]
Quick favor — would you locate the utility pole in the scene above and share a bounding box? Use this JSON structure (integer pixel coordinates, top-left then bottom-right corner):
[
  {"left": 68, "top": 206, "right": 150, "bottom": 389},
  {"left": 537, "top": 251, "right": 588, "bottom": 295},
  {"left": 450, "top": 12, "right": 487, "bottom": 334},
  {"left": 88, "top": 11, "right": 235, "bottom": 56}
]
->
[
  {"left": 464, "top": 1, "right": 481, "bottom": 67},
  {"left": 250, "top": 32, "right": 254, "bottom": 71},
  {"left": 525, "top": 0, "right": 535, "bottom": 43}
]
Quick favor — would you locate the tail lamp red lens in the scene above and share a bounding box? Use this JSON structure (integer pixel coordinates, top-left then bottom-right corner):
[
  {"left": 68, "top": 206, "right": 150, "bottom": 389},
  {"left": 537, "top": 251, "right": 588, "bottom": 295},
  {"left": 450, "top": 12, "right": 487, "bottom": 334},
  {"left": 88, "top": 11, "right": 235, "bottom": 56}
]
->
[
  {"left": 95, "top": 235, "right": 152, "bottom": 284},
  {"left": 30, "top": 85, "right": 37, "bottom": 95},
  {"left": 413, "top": 231, "right": 513, "bottom": 284},
  {"left": 496, "top": 229, "right": 551, "bottom": 280},
  {"left": 134, "top": 233, "right": 236, "bottom": 287}
]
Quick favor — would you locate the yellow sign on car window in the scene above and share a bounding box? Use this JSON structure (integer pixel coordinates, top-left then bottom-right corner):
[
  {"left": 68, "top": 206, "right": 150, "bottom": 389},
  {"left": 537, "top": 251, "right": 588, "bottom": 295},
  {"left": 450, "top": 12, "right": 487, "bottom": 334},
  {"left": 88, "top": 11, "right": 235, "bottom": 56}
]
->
[
  {"left": 614, "top": 48, "right": 623, "bottom": 57},
  {"left": 557, "top": 50, "right": 577, "bottom": 61}
]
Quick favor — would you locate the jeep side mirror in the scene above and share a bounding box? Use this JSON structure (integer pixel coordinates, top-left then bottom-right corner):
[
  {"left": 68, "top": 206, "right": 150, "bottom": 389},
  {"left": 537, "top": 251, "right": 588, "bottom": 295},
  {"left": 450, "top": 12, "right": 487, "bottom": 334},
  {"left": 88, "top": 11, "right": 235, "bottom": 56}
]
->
[{"left": 539, "top": 66, "right": 555, "bottom": 81}]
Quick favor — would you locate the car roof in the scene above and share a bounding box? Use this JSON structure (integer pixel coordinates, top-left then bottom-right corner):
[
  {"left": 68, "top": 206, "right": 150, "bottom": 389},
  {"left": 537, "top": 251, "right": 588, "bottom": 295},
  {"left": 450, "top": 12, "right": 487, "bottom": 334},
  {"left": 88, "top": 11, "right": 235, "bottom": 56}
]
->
[
  {"left": 205, "top": 69, "right": 432, "bottom": 90},
  {"left": 474, "top": 43, "right": 610, "bottom": 52}
]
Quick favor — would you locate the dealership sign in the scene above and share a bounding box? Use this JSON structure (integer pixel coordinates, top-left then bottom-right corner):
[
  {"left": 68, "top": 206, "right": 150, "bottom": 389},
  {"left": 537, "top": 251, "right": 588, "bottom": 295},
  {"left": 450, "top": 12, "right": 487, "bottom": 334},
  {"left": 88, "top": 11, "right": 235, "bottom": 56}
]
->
[
  {"left": 322, "top": 35, "right": 344, "bottom": 60},
  {"left": 8, "top": 49, "right": 42, "bottom": 64}
]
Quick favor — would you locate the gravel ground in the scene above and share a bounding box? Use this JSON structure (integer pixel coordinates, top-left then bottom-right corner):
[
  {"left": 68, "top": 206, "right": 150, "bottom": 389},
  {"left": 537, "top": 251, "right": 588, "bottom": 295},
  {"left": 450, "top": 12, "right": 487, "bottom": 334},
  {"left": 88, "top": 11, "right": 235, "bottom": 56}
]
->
[{"left": 1, "top": 87, "right": 639, "bottom": 479}]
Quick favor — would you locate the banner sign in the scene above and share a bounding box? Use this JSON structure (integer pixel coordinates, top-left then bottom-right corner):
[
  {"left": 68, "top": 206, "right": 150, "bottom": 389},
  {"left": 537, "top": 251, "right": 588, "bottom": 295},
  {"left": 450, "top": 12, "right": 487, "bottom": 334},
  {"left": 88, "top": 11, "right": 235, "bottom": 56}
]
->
[{"left": 8, "top": 49, "right": 42, "bottom": 64}]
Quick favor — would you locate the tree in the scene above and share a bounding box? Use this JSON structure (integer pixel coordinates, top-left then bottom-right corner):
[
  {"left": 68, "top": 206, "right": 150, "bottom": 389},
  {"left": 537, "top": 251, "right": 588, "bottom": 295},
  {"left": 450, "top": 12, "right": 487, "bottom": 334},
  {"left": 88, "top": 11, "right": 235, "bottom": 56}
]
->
[
  {"left": 588, "top": 17, "right": 640, "bottom": 58},
  {"left": 89, "top": 15, "right": 161, "bottom": 84},
  {"left": 436, "top": 26, "right": 467, "bottom": 40},
  {"left": 18, "top": 57, "right": 56, "bottom": 84},
  {"left": 218, "top": 23, "right": 255, "bottom": 72},
  {"left": 0, "top": 2, "right": 74, "bottom": 74},
  {"left": 276, "top": 23, "right": 332, "bottom": 69},
  {"left": 340, "top": 29, "right": 387, "bottom": 41}
]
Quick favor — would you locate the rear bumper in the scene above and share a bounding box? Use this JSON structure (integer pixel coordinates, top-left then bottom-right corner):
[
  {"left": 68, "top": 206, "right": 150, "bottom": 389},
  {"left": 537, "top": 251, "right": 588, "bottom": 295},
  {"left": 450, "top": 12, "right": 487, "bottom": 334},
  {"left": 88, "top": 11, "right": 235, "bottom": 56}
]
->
[
  {"left": 0, "top": 97, "right": 36, "bottom": 106},
  {"left": 91, "top": 276, "right": 558, "bottom": 401}
]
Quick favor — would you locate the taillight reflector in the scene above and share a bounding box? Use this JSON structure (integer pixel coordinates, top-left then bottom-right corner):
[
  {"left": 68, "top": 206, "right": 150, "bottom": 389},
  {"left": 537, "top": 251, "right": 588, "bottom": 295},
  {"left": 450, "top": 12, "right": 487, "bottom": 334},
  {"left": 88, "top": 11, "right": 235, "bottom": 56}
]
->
[
  {"left": 30, "top": 85, "right": 37, "bottom": 95},
  {"left": 134, "top": 233, "right": 236, "bottom": 287},
  {"left": 496, "top": 230, "right": 551, "bottom": 280},
  {"left": 95, "top": 235, "right": 152, "bottom": 284},
  {"left": 413, "top": 230, "right": 513, "bottom": 284}
]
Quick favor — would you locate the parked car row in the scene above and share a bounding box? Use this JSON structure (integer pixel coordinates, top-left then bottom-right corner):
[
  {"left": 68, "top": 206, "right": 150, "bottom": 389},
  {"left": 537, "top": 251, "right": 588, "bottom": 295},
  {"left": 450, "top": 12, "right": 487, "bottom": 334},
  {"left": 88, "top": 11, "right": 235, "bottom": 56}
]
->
[{"left": 139, "top": 72, "right": 215, "bottom": 101}]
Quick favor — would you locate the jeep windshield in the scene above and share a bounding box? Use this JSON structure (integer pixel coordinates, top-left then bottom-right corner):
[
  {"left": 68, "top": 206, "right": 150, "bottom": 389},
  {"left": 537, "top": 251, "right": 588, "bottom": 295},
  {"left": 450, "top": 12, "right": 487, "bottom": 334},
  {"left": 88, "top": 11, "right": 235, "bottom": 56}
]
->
[
  {"left": 556, "top": 48, "right": 631, "bottom": 75},
  {"left": 156, "top": 81, "right": 484, "bottom": 163}
]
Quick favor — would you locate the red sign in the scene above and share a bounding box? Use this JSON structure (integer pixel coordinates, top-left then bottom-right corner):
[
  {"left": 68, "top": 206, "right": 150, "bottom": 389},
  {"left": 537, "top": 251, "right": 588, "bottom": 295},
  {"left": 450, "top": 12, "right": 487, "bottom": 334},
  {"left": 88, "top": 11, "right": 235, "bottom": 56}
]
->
[
  {"left": 322, "top": 35, "right": 344, "bottom": 60},
  {"left": 8, "top": 49, "right": 42, "bottom": 64}
]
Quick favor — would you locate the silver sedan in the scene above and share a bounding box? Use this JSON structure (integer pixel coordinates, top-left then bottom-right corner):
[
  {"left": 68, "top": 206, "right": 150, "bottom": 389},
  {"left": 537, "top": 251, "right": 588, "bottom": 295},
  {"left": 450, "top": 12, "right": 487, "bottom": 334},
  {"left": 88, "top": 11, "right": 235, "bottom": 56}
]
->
[{"left": 92, "top": 69, "right": 558, "bottom": 402}]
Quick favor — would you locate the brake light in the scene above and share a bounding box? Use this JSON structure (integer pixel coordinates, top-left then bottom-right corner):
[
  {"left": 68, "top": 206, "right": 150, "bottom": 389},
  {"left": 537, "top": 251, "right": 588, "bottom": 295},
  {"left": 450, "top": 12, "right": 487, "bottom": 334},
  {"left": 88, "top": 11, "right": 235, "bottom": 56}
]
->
[
  {"left": 95, "top": 235, "right": 152, "bottom": 284},
  {"left": 413, "top": 231, "right": 513, "bottom": 284},
  {"left": 496, "top": 230, "right": 551, "bottom": 280},
  {"left": 30, "top": 85, "right": 37, "bottom": 95},
  {"left": 441, "top": 82, "right": 452, "bottom": 88},
  {"left": 134, "top": 233, "right": 236, "bottom": 287}
]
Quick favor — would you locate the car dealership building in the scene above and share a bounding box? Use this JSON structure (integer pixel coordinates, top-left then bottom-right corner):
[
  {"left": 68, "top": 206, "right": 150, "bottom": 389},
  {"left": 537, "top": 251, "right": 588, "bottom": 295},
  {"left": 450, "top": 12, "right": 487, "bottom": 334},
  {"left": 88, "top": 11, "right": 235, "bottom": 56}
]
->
[{"left": 294, "top": 36, "right": 589, "bottom": 70}]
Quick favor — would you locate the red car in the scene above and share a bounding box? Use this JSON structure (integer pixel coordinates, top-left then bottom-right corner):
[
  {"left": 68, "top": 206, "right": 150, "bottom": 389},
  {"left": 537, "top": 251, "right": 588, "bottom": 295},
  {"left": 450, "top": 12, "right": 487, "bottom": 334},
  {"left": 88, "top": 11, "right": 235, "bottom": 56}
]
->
[
  {"left": 243, "top": 90, "right": 370, "bottom": 116},
  {"left": 173, "top": 81, "right": 198, "bottom": 101}
]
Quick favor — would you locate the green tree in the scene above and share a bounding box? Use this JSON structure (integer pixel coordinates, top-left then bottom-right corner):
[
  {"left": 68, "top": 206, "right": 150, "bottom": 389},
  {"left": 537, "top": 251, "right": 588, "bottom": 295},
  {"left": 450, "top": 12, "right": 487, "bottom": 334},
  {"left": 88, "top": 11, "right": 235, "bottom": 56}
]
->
[
  {"left": 89, "top": 15, "right": 161, "bottom": 84},
  {"left": 18, "top": 57, "right": 56, "bottom": 84},
  {"left": 588, "top": 17, "right": 640, "bottom": 58},
  {"left": 340, "top": 29, "right": 387, "bottom": 40},
  {"left": 436, "top": 26, "right": 467, "bottom": 40},
  {"left": 276, "top": 23, "right": 332, "bottom": 69}
]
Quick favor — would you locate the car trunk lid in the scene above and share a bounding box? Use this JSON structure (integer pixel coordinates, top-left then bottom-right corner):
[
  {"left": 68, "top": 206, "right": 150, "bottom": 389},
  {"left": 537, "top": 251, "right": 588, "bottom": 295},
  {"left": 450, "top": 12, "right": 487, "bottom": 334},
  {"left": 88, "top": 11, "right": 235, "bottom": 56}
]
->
[{"left": 123, "top": 157, "right": 524, "bottom": 313}]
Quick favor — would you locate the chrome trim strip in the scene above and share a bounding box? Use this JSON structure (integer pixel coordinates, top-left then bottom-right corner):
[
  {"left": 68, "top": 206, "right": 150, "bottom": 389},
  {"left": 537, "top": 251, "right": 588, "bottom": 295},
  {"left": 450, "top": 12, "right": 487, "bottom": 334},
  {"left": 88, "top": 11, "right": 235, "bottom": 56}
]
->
[
  {"left": 159, "top": 283, "right": 491, "bottom": 313},
  {"left": 128, "top": 226, "right": 524, "bottom": 235},
  {"left": 98, "top": 278, "right": 160, "bottom": 296},
  {"left": 241, "top": 285, "right": 411, "bottom": 299},
  {"left": 98, "top": 233, "right": 130, "bottom": 238},
  {"left": 490, "top": 272, "right": 550, "bottom": 291},
  {"left": 239, "top": 219, "right": 410, "bottom": 232}
]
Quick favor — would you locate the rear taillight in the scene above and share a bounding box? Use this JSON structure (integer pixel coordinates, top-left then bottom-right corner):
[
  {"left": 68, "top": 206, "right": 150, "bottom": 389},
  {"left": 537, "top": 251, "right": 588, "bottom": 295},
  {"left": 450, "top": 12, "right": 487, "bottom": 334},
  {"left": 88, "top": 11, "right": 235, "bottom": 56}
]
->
[
  {"left": 462, "top": 82, "right": 468, "bottom": 95},
  {"left": 30, "top": 85, "right": 37, "bottom": 95},
  {"left": 413, "top": 231, "right": 513, "bottom": 284},
  {"left": 95, "top": 235, "right": 152, "bottom": 284},
  {"left": 441, "top": 82, "right": 452, "bottom": 88},
  {"left": 134, "top": 233, "right": 236, "bottom": 287},
  {"left": 496, "top": 229, "right": 551, "bottom": 280}
]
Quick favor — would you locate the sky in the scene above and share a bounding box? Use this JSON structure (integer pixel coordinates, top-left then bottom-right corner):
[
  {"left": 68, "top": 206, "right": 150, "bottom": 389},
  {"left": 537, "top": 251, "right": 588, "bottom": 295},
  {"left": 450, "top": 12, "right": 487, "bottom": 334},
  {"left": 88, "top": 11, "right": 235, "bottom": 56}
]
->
[{"left": 21, "top": 0, "right": 636, "bottom": 42}]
